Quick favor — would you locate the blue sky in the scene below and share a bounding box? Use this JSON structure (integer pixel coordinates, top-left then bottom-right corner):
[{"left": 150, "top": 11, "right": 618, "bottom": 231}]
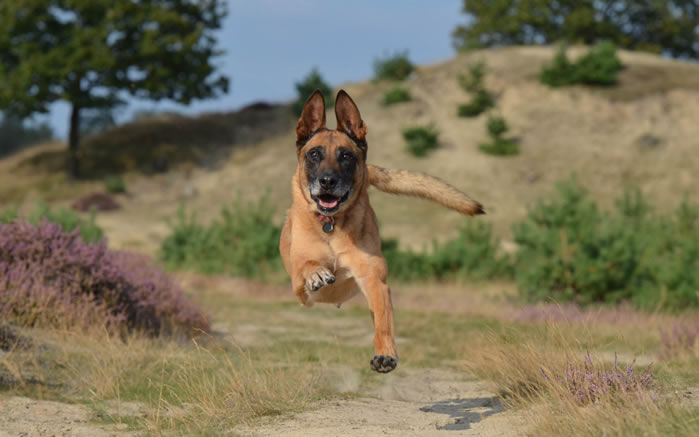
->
[{"left": 44, "top": 0, "right": 465, "bottom": 138}]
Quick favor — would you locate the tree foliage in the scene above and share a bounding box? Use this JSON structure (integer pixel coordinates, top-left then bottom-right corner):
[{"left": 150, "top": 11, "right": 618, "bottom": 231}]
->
[
  {"left": 0, "top": 0, "right": 229, "bottom": 177},
  {"left": 453, "top": 0, "right": 699, "bottom": 60},
  {"left": 292, "top": 68, "right": 333, "bottom": 116}
]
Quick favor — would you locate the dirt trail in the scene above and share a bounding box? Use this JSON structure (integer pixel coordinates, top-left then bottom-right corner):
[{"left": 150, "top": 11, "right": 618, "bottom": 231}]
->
[
  {"left": 0, "top": 396, "right": 133, "bottom": 437},
  {"left": 237, "top": 368, "right": 524, "bottom": 437}
]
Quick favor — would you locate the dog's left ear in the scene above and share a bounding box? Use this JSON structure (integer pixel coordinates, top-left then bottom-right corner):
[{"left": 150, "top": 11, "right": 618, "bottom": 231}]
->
[{"left": 335, "top": 90, "right": 367, "bottom": 152}]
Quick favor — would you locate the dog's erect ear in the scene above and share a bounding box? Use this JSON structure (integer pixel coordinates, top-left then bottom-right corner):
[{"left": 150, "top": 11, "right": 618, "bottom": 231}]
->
[
  {"left": 296, "top": 90, "right": 326, "bottom": 148},
  {"left": 335, "top": 90, "right": 367, "bottom": 151}
]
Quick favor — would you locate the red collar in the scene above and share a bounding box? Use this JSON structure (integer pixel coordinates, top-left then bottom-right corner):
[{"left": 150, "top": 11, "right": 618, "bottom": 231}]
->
[{"left": 316, "top": 214, "right": 334, "bottom": 224}]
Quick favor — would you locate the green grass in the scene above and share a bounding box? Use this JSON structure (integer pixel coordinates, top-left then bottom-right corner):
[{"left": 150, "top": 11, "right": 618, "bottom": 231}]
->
[
  {"left": 0, "top": 201, "right": 103, "bottom": 243},
  {"left": 479, "top": 138, "right": 519, "bottom": 156}
]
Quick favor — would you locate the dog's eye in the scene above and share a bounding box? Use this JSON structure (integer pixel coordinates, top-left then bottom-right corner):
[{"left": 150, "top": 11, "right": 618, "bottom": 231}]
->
[
  {"left": 341, "top": 152, "right": 353, "bottom": 161},
  {"left": 309, "top": 150, "right": 320, "bottom": 160}
]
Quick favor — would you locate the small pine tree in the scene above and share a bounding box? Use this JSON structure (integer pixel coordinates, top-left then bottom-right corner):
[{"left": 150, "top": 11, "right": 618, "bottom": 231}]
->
[
  {"left": 373, "top": 51, "right": 415, "bottom": 81},
  {"left": 293, "top": 68, "right": 334, "bottom": 116},
  {"left": 479, "top": 114, "right": 519, "bottom": 156},
  {"left": 457, "top": 61, "right": 494, "bottom": 117},
  {"left": 540, "top": 42, "right": 623, "bottom": 87}
]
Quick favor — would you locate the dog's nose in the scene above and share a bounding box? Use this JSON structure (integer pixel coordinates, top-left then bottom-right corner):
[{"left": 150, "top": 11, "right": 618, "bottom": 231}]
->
[{"left": 319, "top": 174, "right": 337, "bottom": 189}]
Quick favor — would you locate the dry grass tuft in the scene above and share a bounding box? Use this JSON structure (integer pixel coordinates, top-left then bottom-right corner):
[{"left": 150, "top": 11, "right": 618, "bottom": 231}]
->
[
  {"left": 1, "top": 327, "right": 329, "bottom": 434},
  {"left": 464, "top": 321, "right": 698, "bottom": 436}
]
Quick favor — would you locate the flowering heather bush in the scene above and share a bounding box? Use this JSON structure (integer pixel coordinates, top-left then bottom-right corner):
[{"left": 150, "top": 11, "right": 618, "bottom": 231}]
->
[
  {"left": 0, "top": 220, "right": 210, "bottom": 335},
  {"left": 542, "top": 352, "right": 654, "bottom": 405}
]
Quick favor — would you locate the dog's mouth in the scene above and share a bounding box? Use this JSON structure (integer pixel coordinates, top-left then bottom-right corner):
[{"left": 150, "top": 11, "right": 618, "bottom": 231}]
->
[{"left": 313, "top": 190, "right": 350, "bottom": 213}]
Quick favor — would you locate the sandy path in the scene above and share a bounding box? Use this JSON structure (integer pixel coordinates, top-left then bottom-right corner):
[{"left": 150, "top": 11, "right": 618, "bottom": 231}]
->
[
  {"left": 237, "top": 368, "right": 525, "bottom": 437},
  {"left": 0, "top": 396, "right": 134, "bottom": 437}
]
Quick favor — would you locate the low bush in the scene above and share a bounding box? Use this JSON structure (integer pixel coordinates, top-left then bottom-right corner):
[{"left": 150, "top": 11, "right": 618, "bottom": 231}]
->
[
  {"left": 514, "top": 178, "right": 699, "bottom": 310},
  {"left": 0, "top": 202, "right": 103, "bottom": 243},
  {"left": 160, "top": 197, "right": 283, "bottom": 279},
  {"left": 0, "top": 220, "right": 209, "bottom": 334},
  {"left": 479, "top": 115, "right": 519, "bottom": 156},
  {"left": 71, "top": 192, "right": 121, "bottom": 212},
  {"left": 457, "top": 62, "right": 494, "bottom": 117},
  {"left": 457, "top": 89, "right": 494, "bottom": 117},
  {"left": 458, "top": 61, "right": 487, "bottom": 93},
  {"left": 104, "top": 175, "right": 126, "bottom": 193},
  {"left": 540, "top": 42, "right": 623, "bottom": 87},
  {"left": 292, "top": 68, "right": 334, "bottom": 116},
  {"left": 573, "top": 41, "right": 623, "bottom": 85},
  {"left": 382, "top": 221, "right": 511, "bottom": 282},
  {"left": 403, "top": 124, "right": 439, "bottom": 157},
  {"left": 382, "top": 86, "right": 412, "bottom": 105},
  {"left": 373, "top": 51, "right": 415, "bottom": 81}
]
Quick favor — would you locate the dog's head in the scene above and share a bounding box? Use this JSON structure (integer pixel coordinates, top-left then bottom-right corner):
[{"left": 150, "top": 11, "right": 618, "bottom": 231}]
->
[{"left": 295, "top": 89, "right": 368, "bottom": 216}]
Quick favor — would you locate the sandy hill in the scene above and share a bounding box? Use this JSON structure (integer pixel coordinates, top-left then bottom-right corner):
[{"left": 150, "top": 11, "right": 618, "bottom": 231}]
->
[{"left": 1, "top": 46, "right": 698, "bottom": 255}]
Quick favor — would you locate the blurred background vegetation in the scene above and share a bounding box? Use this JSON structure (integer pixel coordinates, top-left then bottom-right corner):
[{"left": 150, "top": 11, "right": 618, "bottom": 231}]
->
[
  {"left": 0, "top": 2, "right": 698, "bottom": 435},
  {"left": 0, "top": 0, "right": 697, "bottom": 315}
]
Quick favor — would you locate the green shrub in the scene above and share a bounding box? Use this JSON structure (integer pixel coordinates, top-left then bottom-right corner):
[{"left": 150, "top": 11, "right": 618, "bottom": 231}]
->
[
  {"left": 513, "top": 178, "right": 698, "bottom": 311},
  {"left": 0, "top": 202, "right": 103, "bottom": 243},
  {"left": 403, "top": 124, "right": 439, "bottom": 157},
  {"left": 382, "top": 86, "right": 412, "bottom": 105},
  {"left": 382, "top": 221, "right": 511, "bottom": 282},
  {"left": 457, "top": 62, "right": 494, "bottom": 117},
  {"left": 540, "top": 42, "right": 623, "bottom": 87},
  {"left": 539, "top": 45, "right": 578, "bottom": 87},
  {"left": 479, "top": 139, "right": 519, "bottom": 156},
  {"left": 486, "top": 115, "right": 508, "bottom": 137},
  {"left": 479, "top": 115, "right": 519, "bottom": 156},
  {"left": 574, "top": 41, "right": 624, "bottom": 86},
  {"left": 458, "top": 61, "right": 487, "bottom": 93},
  {"left": 104, "top": 175, "right": 126, "bottom": 193},
  {"left": 293, "top": 68, "right": 334, "bottom": 116},
  {"left": 457, "top": 89, "right": 494, "bottom": 117},
  {"left": 373, "top": 51, "right": 415, "bottom": 81},
  {"left": 160, "top": 197, "right": 283, "bottom": 279}
]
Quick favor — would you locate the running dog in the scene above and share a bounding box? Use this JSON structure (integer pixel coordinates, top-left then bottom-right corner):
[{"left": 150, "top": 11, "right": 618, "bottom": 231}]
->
[{"left": 279, "top": 90, "right": 484, "bottom": 373}]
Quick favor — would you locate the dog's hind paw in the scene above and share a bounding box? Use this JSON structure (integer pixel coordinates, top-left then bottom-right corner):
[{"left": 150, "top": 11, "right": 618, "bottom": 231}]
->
[
  {"left": 370, "top": 355, "right": 398, "bottom": 373},
  {"left": 305, "top": 267, "right": 336, "bottom": 293}
]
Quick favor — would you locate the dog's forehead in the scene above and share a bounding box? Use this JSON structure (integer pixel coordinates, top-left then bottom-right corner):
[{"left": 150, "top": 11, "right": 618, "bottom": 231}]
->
[{"left": 303, "top": 130, "right": 359, "bottom": 153}]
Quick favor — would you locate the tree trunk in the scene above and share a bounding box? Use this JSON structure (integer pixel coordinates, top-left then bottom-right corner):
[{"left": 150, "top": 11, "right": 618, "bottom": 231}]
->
[{"left": 68, "top": 103, "right": 81, "bottom": 178}]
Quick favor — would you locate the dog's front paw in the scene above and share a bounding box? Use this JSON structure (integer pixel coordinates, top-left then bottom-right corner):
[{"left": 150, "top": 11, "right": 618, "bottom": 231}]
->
[
  {"left": 370, "top": 355, "right": 398, "bottom": 373},
  {"left": 305, "top": 267, "right": 336, "bottom": 293}
]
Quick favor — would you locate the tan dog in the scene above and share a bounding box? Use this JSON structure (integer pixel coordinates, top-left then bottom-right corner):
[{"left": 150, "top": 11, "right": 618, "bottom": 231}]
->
[{"left": 280, "top": 90, "right": 484, "bottom": 373}]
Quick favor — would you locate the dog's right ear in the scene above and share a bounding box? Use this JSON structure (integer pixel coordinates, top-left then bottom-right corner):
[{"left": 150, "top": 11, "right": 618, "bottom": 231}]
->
[{"left": 296, "top": 90, "right": 326, "bottom": 148}]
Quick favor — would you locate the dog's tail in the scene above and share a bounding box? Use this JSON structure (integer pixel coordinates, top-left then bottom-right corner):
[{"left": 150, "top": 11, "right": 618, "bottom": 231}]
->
[{"left": 367, "top": 164, "right": 485, "bottom": 216}]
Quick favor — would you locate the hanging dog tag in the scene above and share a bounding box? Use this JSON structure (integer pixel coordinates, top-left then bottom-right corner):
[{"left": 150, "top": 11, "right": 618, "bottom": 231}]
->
[{"left": 322, "top": 221, "right": 334, "bottom": 233}]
